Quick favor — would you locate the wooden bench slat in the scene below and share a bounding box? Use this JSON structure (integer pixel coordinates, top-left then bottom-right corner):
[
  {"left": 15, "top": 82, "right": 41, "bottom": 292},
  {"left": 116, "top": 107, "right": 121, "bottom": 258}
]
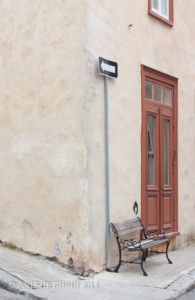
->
[
  {"left": 140, "top": 238, "right": 168, "bottom": 249},
  {"left": 116, "top": 226, "right": 143, "bottom": 236},
  {"left": 114, "top": 224, "right": 142, "bottom": 232},
  {"left": 114, "top": 221, "right": 141, "bottom": 228},
  {"left": 113, "top": 218, "right": 143, "bottom": 233},
  {"left": 124, "top": 239, "right": 154, "bottom": 250},
  {"left": 113, "top": 218, "right": 140, "bottom": 226},
  {"left": 124, "top": 238, "right": 168, "bottom": 250}
]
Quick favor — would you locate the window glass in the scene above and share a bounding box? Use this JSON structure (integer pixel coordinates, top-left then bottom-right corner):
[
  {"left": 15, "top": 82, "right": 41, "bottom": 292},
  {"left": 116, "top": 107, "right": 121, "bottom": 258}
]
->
[
  {"left": 152, "top": 0, "right": 169, "bottom": 20},
  {"left": 145, "top": 80, "right": 172, "bottom": 106},
  {"left": 152, "top": 0, "right": 158, "bottom": 10},
  {"left": 161, "top": 0, "right": 168, "bottom": 16},
  {"left": 164, "top": 119, "right": 170, "bottom": 184},
  {"left": 145, "top": 81, "right": 154, "bottom": 100},
  {"left": 148, "top": 116, "right": 155, "bottom": 185},
  {"left": 164, "top": 87, "right": 172, "bottom": 106},
  {"left": 154, "top": 84, "right": 163, "bottom": 103}
]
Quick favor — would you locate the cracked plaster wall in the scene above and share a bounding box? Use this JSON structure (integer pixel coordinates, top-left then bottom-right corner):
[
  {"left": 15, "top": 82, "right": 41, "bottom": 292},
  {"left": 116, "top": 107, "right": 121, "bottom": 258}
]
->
[{"left": 0, "top": 0, "right": 88, "bottom": 271}]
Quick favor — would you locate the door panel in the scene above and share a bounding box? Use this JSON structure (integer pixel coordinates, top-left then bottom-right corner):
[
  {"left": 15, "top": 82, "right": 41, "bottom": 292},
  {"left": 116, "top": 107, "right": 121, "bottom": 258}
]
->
[
  {"left": 147, "top": 194, "right": 158, "bottom": 228},
  {"left": 161, "top": 115, "right": 174, "bottom": 232},
  {"left": 163, "top": 194, "right": 172, "bottom": 227},
  {"left": 146, "top": 110, "right": 160, "bottom": 231}
]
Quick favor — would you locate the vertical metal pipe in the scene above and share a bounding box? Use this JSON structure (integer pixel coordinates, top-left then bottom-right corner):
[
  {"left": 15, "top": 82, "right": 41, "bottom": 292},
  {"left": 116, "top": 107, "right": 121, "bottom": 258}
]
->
[{"left": 104, "top": 76, "right": 110, "bottom": 268}]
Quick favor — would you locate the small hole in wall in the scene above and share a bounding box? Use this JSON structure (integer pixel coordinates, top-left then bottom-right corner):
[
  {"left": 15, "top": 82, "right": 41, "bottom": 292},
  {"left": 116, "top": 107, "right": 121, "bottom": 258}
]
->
[{"left": 68, "top": 257, "right": 74, "bottom": 266}]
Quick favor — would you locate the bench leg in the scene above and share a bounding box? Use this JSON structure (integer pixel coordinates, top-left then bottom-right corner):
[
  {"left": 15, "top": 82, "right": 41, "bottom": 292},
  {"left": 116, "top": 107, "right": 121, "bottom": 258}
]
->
[
  {"left": 143, "top": 249, "right": 148, "bottom": 261},
  {"left": 114, "top": 239, "right": 122, "bottom": 273},
  {"left": 141, "top": 250, "right": 148, "bottom": 276},
  {"left": 166, "top": 240, "right": 173, "bottom": 264},
  {"left": 114, "top": 260, "right": 122, "bottom": 273}
]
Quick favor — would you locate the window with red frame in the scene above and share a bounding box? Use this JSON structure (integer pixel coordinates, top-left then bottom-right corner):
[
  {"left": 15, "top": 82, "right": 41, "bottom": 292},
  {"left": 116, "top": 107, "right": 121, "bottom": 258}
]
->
[{"left": 148, "top": 0, "right": 174, "bottom": 26}]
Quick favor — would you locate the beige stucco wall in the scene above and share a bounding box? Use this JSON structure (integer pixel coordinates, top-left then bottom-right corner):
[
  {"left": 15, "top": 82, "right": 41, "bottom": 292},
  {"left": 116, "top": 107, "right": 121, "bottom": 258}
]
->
[
  {"left": 0, "top": 0, "right": 90, "bottom": 273},
  {"left": 0, "top": 0, "right": 194, "bottom": 273},
  {"left": 84, "top": 0, "right": 195, "bottom": 270}
]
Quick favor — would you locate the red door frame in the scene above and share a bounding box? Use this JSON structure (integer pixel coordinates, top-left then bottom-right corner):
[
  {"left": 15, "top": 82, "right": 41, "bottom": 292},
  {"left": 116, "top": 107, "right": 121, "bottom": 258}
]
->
[{"left": 141, "top": 65, "right": 178, "bottom": 233}]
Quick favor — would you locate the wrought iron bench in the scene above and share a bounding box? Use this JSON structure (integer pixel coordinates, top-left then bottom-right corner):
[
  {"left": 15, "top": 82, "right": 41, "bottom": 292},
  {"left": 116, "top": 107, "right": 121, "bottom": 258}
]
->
[{"left": 110, "top": 217, "right": 173, "bottom": 276}]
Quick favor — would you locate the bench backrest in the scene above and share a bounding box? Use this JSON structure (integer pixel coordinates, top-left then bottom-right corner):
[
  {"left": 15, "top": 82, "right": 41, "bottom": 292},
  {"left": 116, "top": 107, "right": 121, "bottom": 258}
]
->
[{"left": 110, "top": 217, "right": 146, "bottom": 238}]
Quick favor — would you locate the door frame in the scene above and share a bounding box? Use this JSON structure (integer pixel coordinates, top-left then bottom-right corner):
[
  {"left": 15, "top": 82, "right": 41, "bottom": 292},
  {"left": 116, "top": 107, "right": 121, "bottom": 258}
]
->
[{"left": 141, "top": 65, "right": 178, "bottom": 233}]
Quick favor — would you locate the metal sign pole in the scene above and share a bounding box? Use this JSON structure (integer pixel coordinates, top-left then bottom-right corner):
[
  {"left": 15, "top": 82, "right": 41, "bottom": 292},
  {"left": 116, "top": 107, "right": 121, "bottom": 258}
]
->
[
  {"left": 104, "top": 75, "right": 110, "bottom": 268},
  {"left": 98, "top": 56, "right": 118, "bottom": 269}
]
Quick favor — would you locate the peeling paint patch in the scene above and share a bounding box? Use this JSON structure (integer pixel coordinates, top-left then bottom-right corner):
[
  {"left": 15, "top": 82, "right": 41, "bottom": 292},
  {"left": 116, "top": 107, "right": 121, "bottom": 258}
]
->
[
  {"left": 194, "top": 88, "right": 195, "bottom": 115},
  {"left": 12, "top": 133, "right": 35, "bottom": 160},
  {"left": 66, "top": 232, "right": 72, "bottom": 244},
  {"left": 80, "top": 178, "right": 88, "bottom": 208},
  {"left": 54, "top": 241, "right": 61, "bottom": 256},
  {"left": 11, "top": 132, "right": 51, "bottom": 160},
  {"left": 80, "top": 178, "right": 88, "bottom": 195},
  {"left": 23, "top": 218, "right": 33, "bottom": 228},
  {"left": 11, "top": 133, "right": 76, "bottom": 177},
  {"left": 46, "top": 144, "right": 74, "bottom": 177},
  {"left": 66, "top": 233, "right": 75, "bottom": 254}
]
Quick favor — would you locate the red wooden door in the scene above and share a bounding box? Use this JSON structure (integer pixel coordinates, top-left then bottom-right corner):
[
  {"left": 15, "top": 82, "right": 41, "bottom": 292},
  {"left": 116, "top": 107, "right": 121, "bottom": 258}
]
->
[{"left": 141, "top": 66, "right": 178, "bottom": 234}]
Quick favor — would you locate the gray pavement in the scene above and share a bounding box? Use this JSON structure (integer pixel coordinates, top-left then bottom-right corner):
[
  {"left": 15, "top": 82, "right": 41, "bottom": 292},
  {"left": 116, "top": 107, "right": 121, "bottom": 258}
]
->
[
  {"left": 0, "top": 243, "right": 194, "bottom": 300},
  {"left": 0, "top": 288, "right": 29, "bottom": 300},
  {"left": 177, "top": 288, "right": 195, "bottom": 300}
]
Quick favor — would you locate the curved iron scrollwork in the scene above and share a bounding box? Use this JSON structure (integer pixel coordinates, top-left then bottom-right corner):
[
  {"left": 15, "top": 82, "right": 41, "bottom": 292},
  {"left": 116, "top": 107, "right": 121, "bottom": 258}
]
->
[
  {"left": 119, "top": 238, "right": 141, "bottom": 250},
  {"left": 146, "top": 230, "right": 166, "bottom": 239}
]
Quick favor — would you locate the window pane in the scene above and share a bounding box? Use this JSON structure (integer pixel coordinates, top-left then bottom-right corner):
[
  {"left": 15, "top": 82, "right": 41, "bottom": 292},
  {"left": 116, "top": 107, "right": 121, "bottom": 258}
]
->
[
  {"left": 164, "top": 87, "right": 172, "bottom": 106},
  {"left": 154, "top": 84, "right": 163, "bottom": 103},
  {"left": 161, "top": 0, "right": 169, "bottom": 17},
  {"left": 148, "top": 116, "right": 155, "bottom": 185},
  {"left": 164, "top": 119, "right": 169, "bottom": 185},
  {"left": 152, "top": 0, "right": 159, "bottom": 10},
  {"left": 145, "top": 81, "right": 154, "bottom": 100}
]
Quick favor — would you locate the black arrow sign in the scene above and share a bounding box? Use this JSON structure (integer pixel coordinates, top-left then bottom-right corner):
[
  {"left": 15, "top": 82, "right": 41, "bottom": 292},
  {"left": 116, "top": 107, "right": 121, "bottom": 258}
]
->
[{"left": 99, "top": 57, "right": 118, "bottom": 78}]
